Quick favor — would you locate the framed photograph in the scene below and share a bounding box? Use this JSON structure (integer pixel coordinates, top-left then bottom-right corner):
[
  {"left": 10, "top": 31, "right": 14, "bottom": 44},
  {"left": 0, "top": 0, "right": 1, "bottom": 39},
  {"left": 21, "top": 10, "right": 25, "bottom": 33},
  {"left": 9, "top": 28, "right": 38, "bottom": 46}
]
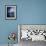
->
[
  {"left": 18, "top": 24, "right": 46, "bottom": 43},
  {"left": 5, "top": 5, "right": 16, "bottom": 20}
]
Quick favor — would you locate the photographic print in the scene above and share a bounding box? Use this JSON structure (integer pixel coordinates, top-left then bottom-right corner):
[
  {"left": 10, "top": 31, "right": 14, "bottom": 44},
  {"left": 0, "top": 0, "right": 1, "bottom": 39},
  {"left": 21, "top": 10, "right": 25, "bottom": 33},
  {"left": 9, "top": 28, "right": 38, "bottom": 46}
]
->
[
  {"left": 5, "top": 5, "right": 16, "bottom": 20},
  {"left": 18, "top": 24, "right": 46, "bottom": 42}
]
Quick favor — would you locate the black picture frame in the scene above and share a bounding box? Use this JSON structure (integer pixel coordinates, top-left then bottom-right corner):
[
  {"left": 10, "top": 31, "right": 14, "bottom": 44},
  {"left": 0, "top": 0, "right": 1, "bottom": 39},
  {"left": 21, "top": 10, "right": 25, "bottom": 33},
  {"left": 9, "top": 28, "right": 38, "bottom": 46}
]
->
[{"left": 5, "top": 5, "right": 16, "bottom": 20}]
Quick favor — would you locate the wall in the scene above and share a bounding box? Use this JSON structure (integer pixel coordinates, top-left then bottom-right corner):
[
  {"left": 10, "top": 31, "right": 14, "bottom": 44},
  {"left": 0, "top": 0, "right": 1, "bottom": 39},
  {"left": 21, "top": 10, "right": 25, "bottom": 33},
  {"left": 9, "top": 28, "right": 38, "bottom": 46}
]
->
[
  {"left": 16, "top": 0, "right": 46, "bottom": 24},
  {"left": 0, "top": 0, "right": 18, "bottom": 44},
  {"left": 0, "top": 0, "right": 46, "bottom": 45}
]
